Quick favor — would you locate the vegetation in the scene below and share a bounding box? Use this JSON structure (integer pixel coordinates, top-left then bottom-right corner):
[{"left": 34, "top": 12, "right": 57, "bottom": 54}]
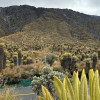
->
[
  {"left": 46, "top": 53, "right": 58, "bottom": 66},
  {"left": 0, "top": 89, "right": 21, "bottom": 100},
  {"left": 0, "top": 43, "right": 100, "bottom": 100},
  {"left": 31, "top": 66, "right": 65, "bottom": 95},
  {"left": 1, "top": 5, "right": 100, "bottom": 100},
  {"left": 38, "top": 69, "right": 100, "bottom": 100}
]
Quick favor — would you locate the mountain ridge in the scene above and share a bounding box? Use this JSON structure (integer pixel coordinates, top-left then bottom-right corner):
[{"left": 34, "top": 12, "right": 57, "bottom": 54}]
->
[{"left": 0, "top": 5, "right": 100, "bottom": 48}]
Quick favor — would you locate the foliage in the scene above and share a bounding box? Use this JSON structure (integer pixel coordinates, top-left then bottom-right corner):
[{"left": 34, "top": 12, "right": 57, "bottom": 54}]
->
[
  {"left": 0, "top": 43, "right": 4, "bottom": 48},
  {"left": 1, "top": 67, "right": 21, "bottom": 83},
  {"left": 46, "top": 53, "right": 58, "bottom": 66},
  {"left": 85, "top": 58, "right": 91, "bottom": 63},
  {"left": 18, "top": 49, "right": 22, "bottom": 53},
  {"left": 61, "top": 53, "right": 72, "bottom": 60},
  {"left": 72, "top": 56, "right": 78, "bottom": 61},
  {"left": 60, "top": 53, "right": 72, "bottom": 69},
  {"left": 0, "top": 89, "right": 21, "bottom": 100},
  {"left": 31, "top": 66, "right": 65, "bottom": 95},
  {"left": 39, "top": 69, "right": 100, "bottom": 100},
  {"left": 53, "top": 65, "right": 62, "bottom": 71},
  {"left": 93, "top": 52, "right": 98, "bottom": 57}
]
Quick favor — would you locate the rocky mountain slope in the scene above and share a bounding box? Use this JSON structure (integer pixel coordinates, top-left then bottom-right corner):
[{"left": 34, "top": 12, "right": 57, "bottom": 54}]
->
[{"left": 0, "top": 5, "right": 100, "bottom": 48}]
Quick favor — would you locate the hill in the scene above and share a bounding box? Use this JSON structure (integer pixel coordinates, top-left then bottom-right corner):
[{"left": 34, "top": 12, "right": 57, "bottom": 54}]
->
[{"left": 0, "top": 5, "right": 100, "bottom": 48}]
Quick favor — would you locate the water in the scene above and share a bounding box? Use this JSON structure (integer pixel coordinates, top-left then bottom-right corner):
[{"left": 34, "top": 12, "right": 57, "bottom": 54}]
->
[{"left": 5, "top": 79, "right": 32, "bottom": 88}]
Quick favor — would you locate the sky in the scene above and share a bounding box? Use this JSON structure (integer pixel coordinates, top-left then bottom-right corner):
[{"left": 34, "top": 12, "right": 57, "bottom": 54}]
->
[{"left": 0, "top": 0, "right": 100, "bottom": 16}]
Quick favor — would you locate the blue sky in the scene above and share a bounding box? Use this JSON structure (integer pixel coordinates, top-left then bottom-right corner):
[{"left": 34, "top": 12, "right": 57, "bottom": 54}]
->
[{"left": 0, "top": 0, "right": 100, "bottom": 16}]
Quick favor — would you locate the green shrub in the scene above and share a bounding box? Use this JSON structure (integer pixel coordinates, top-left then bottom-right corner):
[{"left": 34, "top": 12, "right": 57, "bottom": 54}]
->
[
  {"left": 60, "top": 53, "right": 72, "bottom": 69},
  {"left": 31, "top": 66, "right": 65, "bottom": 95},
  {"left": 98, "top": 49, "right": 100, "bottom": 59},
  {"left": 92, "top": 52, "right": 98, "bottom": 71},
  {"left": 6, "top": 60, "right": 10, "bottom": 63},
  {"left": 18, "top": 49, "right": 22, "bottom": 53},
  {"left": 10, "top": 63, "right": 15, "bottom": 68},
  {"left": 46, "top": 53, "right": 58, "bottom": 66},
  {"left": 13, "top": 55, "right": 17, "bottom": 58},
  {"left": 85, "top": 58, "right": 91, "bottom": 63},
  {"left": 0, "top": 43, "right": 4, "bottom": 48},
  {"left": 85, "top": 58, "right": 91, "bottom": 73},
  {"left": 27, "top": 56, "right": 33, "bottom": 64},
  {"left": 53, "top": 65, "right": 62, "bottom": 71},
  {"left": 38, "top": 69, "right": 100, "bottom": 100},
  {"left": 72, "top": 56, "right": 78, "bottom": 61},
  {"left": 4, "top": 50, "right": 8, "bottom": 55},
  {"left": 13, "top": 52, "right": 18, "bottom": 55}
]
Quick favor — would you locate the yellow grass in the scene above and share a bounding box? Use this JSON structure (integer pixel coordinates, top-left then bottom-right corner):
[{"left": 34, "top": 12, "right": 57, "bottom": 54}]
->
[{"left": 0, "top": 89, "right": 21, "bottom": 100}]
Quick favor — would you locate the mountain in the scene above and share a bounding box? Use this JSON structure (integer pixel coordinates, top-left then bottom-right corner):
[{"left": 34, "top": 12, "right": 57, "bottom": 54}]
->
[{"left": 0, "top": 5, "right": 100, "bottom": 48}]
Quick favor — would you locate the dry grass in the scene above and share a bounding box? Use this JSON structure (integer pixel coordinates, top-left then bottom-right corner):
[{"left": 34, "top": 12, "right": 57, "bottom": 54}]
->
[
  {"left": 0, "top": 16, "right": 76, "bottom": 49},
  {"left": 1, "top": 67, "right": 21, "bottom": 78},
  {"left": 0, "top": 61, "right": 44, "bottom": 80},
  {"left": 0, "top": 89, "right": 21, "bottom": 100}
]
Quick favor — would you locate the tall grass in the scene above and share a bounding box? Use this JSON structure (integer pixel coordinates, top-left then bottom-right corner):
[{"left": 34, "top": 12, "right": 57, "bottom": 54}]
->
[{"left": 0, "top": 89, "right": 21, "bottom": 100}]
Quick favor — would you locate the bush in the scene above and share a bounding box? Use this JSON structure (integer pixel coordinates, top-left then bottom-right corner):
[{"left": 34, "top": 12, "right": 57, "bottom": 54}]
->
[
  {"left": 27, "top": 56, "right": 33, "bottom": 64},
  {"left": 53, "top": 65, "right": 62, "bottom": 71},
  {"left": 72, "top": 56, "right": 78, "bottom": 61},
  {"left": 0, "top": 43, "right": 4, "bottom": 48},
  {"left": 60, "top": 53, "right": 72, "bottom": 69},
  {"left": 31, "top": 66, "right": 65, "bottom": 95},
  {"left": 46, "top": 53, "right": 58, "bottom": 66},
  {"left": 18, "top": 49, "right": 22, "bottom": 53},
  {"left": 39, "top": 69, "right": 100, "bottom": 100}
]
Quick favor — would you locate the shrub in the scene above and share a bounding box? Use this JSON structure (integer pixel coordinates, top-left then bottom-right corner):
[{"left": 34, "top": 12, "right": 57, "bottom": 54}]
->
[
  {"left": 60, "top": 53, "right": 72, "bottom": 69},
  {"left": 81, "top": 53, "right": 85, "bottom": 60},
  {"left": 92, "top": 52, "right": 98, "bottom": 71},
  {"left": 13, "top": 52, "right": 18, "bottom": 56},
  {"left": 70, "top": 56, "right": 78, "bottom": 74},
  {"left": 85, "top": 58, "right": 91, "bottom": 73},
  {"left": 98, "top": 49, "right": 100, "bottom": 59},
  {"left": 6, "top": 60, "right": 10, "bottom": 64},
  {"left": 72, "top": 56, "right": 78, "bottom": 61},
  {"left": 10, "top": 63, "right": 15, "bottom": 68},
  {"left": 18, "top": 49, "right": 22, "bottom": 53},
  {"left": 46, "top": 53, "right": 58, "bottom": 66},
  {"left": 4, "top": 50, "right": 8, "bottom": 55},
  {"left": 53, "top": 65, "right": 62, "bottom": 71},
  {"left": 27, "top": 56, "right": 33, "bottom": 64},
  {"left": 13, "top": 55, "right": 17, "bottom": 58},
  {"left": 0, "top": 43, "right": 4, "bottom": 48},
  {"left": 39, "top": 69, "right": 100, "bottom": 100},
  {"left": 31, "top": 66, "right": 65, "bottom": 95}
]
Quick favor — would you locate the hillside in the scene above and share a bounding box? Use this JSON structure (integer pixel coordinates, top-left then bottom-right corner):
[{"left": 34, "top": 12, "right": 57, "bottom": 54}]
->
[{"left": 0, "top": 5, "right": 100, "bottom": 48}]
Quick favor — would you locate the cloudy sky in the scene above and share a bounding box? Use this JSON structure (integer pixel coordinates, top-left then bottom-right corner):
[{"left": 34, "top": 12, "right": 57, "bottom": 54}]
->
[{"left": 0, "top": 0, "right": 100, "bottom": 16}]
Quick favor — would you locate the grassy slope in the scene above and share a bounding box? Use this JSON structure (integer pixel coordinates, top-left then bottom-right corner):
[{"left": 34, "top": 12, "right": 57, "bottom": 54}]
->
[{"left": 0, "top": 9, "right": 98, "bottom": 48}]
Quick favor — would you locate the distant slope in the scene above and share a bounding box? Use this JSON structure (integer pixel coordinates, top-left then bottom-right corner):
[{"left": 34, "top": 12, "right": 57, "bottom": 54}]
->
[
  {"left": 0, "top": 17, "right": 9, "bottom": 37},
  {"left": 0, "top": 5, "right": 100, "bottom": 47}
]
